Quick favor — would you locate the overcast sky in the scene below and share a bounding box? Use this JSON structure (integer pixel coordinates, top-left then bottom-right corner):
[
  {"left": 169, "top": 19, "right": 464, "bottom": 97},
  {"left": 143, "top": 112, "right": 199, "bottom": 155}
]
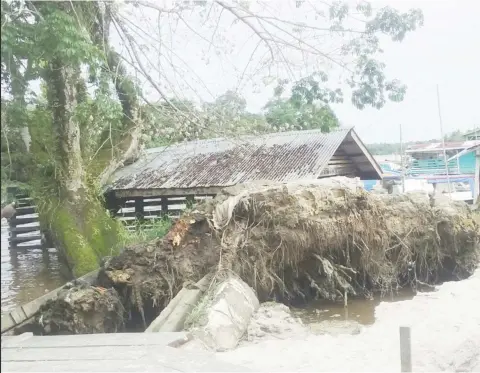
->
[
  {"left": 331, "top": 0, "right": 480, "bottom": 144},
  {"left": 118, "top": 0, "right": 480, "bottom": 144}
]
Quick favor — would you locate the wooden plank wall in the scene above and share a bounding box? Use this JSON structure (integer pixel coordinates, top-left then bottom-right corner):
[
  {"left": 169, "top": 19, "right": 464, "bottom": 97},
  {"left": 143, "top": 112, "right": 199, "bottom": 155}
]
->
[
  {"left": 114, "top": 195, "right": 215, "bottom": 231},
  {"left": 5, "top": 188, "right": 215, "bottom": 243},
  {"left": 322, "top": 150, "right": 358, "bottom": 178},
  {"left": 6, "top": 188, "right": 44, "bottom": 250}
]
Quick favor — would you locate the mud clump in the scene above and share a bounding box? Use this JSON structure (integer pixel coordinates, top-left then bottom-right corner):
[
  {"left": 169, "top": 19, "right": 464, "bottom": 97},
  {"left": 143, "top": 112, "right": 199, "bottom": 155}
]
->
[
  {"left": 36, "top": 283, "right": 124, "bottom": 335},
  {"left": 36, "top": 178, "right": 480, "bottom": 335},
  {"left": 96, "top": 217, "right": 221, "bottom": 329}
]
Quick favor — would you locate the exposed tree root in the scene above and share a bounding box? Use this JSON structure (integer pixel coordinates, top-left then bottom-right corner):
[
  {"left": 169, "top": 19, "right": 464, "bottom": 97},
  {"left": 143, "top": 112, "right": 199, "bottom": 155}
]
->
[{"left": 35, "top": 179, "right": 480, "bottom": 335}]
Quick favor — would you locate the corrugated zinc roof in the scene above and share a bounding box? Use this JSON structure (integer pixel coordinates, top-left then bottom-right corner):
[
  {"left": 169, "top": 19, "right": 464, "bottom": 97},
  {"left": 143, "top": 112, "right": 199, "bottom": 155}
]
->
[
  {"left": 109, "top": 128, "right": 352, "bottom": 191},
  {"left": 406, "top": 140, "right": 480, "bottom": 153}
]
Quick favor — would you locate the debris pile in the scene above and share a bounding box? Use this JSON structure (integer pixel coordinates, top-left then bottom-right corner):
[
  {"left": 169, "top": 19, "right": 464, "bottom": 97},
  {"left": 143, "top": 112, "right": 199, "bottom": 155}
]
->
[
  {"left": 35, "top": 179, "right": 480, "bottom": 334},
  {"left": 36, "top": 282, "right": 124, "bottom": 335}
]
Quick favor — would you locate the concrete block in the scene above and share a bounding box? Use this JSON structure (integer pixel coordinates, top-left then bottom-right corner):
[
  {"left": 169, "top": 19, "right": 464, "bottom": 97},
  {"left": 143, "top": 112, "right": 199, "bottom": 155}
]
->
[
  {"left": 191, "top": 276, "right": 259, "bottom": 351},
  {"left": 145, "top": 288, "right": 188, "bottom": 332},
  {"left": 146, "top": 275, "right": 212, "bottom": 333},
  {"left": 158, "top": 289, "right": 204, "bottom": 332},
  {"left": 0, "top": 314, "right": 16, "bottom": 335},
  {"left": 9, "top": 308, "right": 26, "bottom": 325}
]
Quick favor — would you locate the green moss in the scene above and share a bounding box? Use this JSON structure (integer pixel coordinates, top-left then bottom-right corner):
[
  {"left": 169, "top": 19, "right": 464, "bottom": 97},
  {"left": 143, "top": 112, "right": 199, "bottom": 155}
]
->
[
  {"left": 83, "top": 202, "right": 123, "bottom": 258},
  {"left": 53, "top": 206, "right": 98, "bottom": 276},
  {"left": 38, "top": 193, "right": 129, "bottom": 277}
]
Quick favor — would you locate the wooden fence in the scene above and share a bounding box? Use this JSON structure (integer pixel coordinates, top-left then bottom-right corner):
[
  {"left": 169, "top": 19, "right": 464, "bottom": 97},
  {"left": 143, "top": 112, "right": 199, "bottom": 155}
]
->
[
  {"left": 5, "top": 188, "right": 43, "bottom": 250},
  {"left": 4, "top": 187, "right": 215, "bottom": 248},
  {"left": 114, "top": 195, "right": 215, "bottom": 231}
]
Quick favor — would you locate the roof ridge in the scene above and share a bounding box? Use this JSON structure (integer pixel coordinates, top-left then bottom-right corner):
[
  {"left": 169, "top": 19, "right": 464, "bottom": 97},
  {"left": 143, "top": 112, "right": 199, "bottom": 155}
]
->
[{"left": 146, "top": 127, "right": 353, "bottom": 153}]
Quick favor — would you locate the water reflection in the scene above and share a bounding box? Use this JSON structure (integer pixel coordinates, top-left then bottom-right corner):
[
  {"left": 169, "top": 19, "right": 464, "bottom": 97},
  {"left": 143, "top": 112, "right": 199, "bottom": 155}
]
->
[
  {"left": 292, "top": 289, "right": 416, "bottom": 326},
  {"left": 1, "top": 220, "right": 69, "bottom": 312}
]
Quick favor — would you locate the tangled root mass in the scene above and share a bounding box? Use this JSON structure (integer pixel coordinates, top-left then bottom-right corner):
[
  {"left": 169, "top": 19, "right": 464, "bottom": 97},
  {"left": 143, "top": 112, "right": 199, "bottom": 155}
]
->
[{"left": 36, "top": 179, "right": 480, "bottom": 334}]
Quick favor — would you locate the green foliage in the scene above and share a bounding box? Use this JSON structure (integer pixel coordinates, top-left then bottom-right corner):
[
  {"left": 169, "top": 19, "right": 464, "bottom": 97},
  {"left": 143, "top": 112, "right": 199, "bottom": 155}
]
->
[
  {"left": 366, "top": 142, "right": 401, "bottom": 155},
  {"left": 264, "top": 74, "right": 340, "bottom": 132},
  {"left": 143, "top": 92, "right": 272, "bottom": 147},
  {"left": 120, "top": 218, "right": 173, "bottom": 245},
  {"left": 144, "top": 81, "right": 342, "bottom": 149},
  {"left": 264, "top": 1, "right": 423, "bottom": 110}
]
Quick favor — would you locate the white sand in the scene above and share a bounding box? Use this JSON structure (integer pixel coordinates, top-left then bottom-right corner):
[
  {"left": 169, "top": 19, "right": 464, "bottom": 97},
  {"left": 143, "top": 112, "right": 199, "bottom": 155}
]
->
[{"left": 216, "top": 268, "right": 480, "bottom": 372}]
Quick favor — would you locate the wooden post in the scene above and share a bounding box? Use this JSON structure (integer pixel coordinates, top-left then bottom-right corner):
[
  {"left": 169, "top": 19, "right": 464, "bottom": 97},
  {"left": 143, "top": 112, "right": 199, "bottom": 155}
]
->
[
  {"left": 161, "top": 197, "right": 169, "bottom": 216},
  {"left": 104, "top": 191, "right": 121, "bottom": 217},
  {"left": 474, "top": 148, "right": 480, "bottom": 204},
  {"left": 134, "top": 198, "right": 145, "bottom": 222},
  {"left": 399, "top": 326, "right": 412, "bottom": 372},
  {"left": 186, "top": 195, "right": 195, "bottom": 209},
  {"left": 8, "top": 218, "right": 17, "bottom": 250}
]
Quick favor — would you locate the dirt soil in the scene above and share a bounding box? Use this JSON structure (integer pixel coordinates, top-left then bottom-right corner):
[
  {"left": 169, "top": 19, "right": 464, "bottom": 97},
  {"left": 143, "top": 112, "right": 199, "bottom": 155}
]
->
[
  {"left": 35, "top": 282, "right": 125, "bottom": 335},
  {"left": 35, "top": 178, "right": 480, "bottom": 334}
]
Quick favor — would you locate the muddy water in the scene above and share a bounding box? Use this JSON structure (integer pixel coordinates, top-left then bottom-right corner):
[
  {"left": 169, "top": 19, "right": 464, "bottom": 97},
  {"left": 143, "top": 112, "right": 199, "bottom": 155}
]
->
[
  {"left": 1, "top": 220, "right": 69, "bottom": 312},
  {"left": 291, "top": 289, "right": 416, "bottom": 326}
]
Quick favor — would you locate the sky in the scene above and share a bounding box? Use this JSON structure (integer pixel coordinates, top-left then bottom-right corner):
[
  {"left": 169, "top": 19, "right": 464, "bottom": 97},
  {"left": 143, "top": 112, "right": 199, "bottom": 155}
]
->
[
  {"left": 330, "top": 0, "right": 480, "bottom": 144},
  {"left": 116, "top": 0, "right": 480, "bottom": 144}
]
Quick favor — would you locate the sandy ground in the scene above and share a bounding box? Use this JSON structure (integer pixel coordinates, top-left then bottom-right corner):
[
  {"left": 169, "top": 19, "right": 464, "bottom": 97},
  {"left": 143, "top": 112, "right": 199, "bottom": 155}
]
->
[{"left": 215, "top": 267, "right": 480, "bottom": 372}]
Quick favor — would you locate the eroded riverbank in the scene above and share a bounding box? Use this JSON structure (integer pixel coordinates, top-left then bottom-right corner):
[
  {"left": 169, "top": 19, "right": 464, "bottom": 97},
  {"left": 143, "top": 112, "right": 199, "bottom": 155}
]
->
[{"left": 214, "top": 267, "right": 480, "bottom": 372}]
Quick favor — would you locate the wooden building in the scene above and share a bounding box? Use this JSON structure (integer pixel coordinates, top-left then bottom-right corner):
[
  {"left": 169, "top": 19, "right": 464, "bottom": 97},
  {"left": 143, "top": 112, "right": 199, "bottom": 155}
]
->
[{"left": 104, "top": 128, "right": 383, "bottom": 226}]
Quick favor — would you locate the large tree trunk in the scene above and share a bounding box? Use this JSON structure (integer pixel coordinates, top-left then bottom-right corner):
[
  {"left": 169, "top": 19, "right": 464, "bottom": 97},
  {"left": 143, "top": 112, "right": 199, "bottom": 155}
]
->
[
  {"left": 29, "top": 2, "right": 141, "bottom": 276},
  {"left": 40, "top": 60, "right": 123, "bottom": 276}
]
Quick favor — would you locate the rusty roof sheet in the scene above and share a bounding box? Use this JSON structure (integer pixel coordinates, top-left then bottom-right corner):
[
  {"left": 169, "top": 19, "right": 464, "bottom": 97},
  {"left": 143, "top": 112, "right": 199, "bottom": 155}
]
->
[{"left": 109, "top": 128, "right": 353, "bottom": 191}]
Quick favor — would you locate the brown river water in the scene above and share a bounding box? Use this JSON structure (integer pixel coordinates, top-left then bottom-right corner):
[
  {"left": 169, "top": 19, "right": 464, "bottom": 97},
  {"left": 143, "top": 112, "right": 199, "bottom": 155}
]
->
[
  {"left": 1, "top": 220, "right": 68, "bottom": 313},
  {"left": 292, "top": 289, "right": 415, "bottom": 326}
]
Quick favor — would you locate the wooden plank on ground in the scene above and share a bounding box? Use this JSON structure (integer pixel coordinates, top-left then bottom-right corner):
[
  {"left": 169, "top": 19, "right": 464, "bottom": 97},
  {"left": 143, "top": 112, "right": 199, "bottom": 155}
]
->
[
  {"left": 1, "top": 332, "right": 187, "bottom": 348},
  {"left": 2, "top": 345, "right": 150, "bottom": 361},
  {"left": 1, "top": 341, "right": 249, "bottom": 372},
  {"left": 1, "top": 360, "right": 180, "bottom": 372},
  {"left": 10, "top": 244, "right": 44, "bottom": 251}
]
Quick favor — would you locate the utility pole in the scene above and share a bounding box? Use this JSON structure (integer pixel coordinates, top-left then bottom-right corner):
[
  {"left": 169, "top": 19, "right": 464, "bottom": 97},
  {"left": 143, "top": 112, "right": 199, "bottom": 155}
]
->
[
  {"left": 475, "top": 147, "right": 480, "bottom": 204},
  {"left": 436, "top": 85, "right": 452, "bottom": 198},
  {"left": 400, "top": 123, "right": 405, "bottom": 193}
]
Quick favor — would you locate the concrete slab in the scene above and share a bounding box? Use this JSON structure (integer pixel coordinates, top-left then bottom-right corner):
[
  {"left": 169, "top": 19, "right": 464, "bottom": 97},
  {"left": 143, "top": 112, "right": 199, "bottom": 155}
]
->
[
  {"left": 148, "top": 275, "right": 213, "bottom": 333},
  {"left": 191, "top": 276, "right": 259, "bottom": 351}
]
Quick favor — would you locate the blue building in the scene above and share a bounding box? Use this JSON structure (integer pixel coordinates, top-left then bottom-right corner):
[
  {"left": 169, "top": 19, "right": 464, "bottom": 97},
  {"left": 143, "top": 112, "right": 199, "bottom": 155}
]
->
[{"left": 406, "top": 141, "right": 480, "bottom": 176}]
